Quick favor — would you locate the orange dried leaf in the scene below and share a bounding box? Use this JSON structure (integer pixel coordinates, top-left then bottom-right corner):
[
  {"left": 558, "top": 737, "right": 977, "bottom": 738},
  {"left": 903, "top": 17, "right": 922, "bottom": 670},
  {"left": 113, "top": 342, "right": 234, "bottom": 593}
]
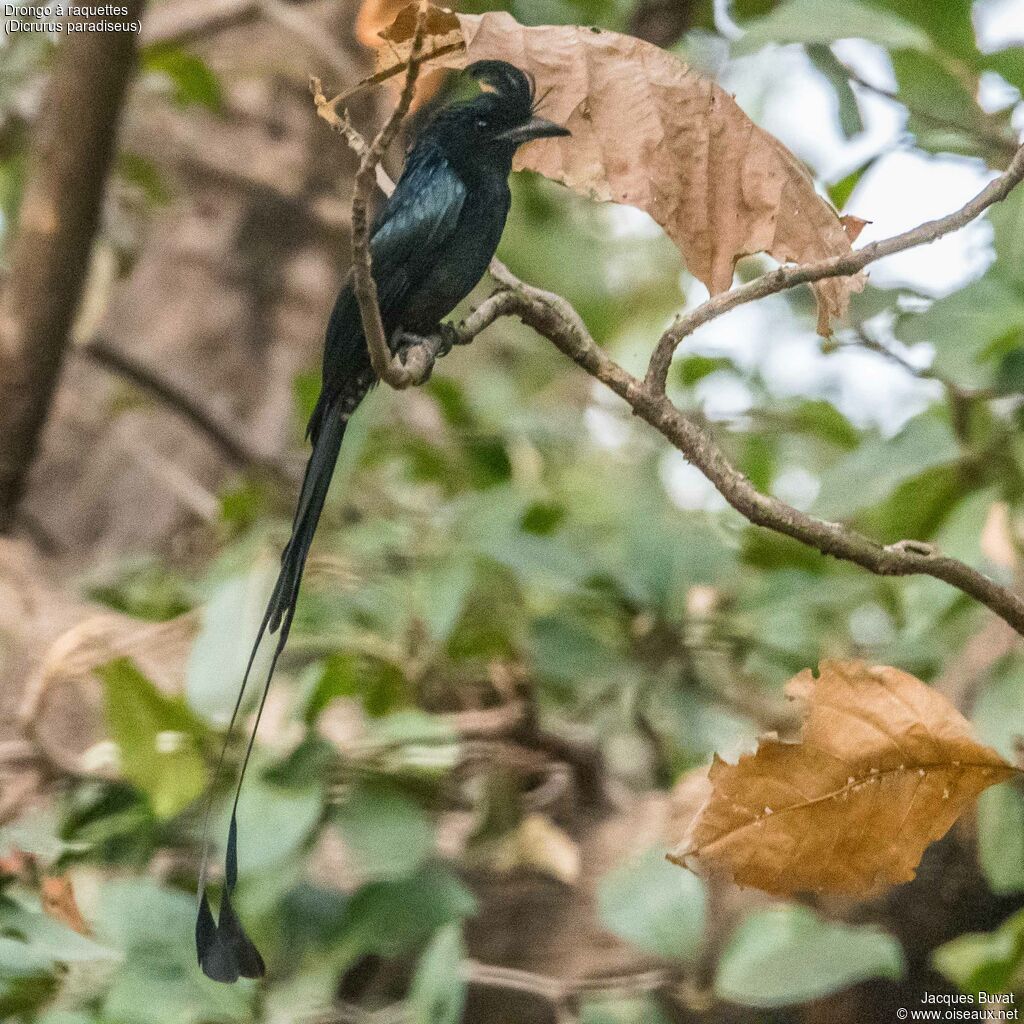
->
[
  {"left": 372, "top": 2, "right": 865, "bottom": 335},
  {"left": 355, "top": 0, "right": 412, "bottom": 49},
  {"left": 41, "top": 876, "right": 91, "bottom": 936},
  {"left": 361, "top": 1, "right": 460, "bottom": 110},
  {"left": 841, "top": 215, "right": 870, "bottom": 243},
  {"left": 374, "top": 1, "right": 463, "bottom": 62},
  {"left": 670, "top": 660, "right": 1015, "bottom": 896}
]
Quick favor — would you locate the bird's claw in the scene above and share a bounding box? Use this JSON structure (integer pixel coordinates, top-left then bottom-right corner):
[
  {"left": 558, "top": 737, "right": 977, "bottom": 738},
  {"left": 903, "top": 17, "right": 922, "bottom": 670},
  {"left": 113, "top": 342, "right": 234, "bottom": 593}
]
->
[{"left": 436, "top": 322, "right": 461, "bottom": 355}]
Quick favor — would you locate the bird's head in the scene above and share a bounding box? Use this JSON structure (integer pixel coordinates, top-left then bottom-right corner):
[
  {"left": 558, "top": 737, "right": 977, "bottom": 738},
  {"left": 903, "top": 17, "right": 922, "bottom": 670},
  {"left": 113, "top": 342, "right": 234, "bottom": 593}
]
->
[{"left": 425, "top": 60, "right": 570, "bottom": 174}]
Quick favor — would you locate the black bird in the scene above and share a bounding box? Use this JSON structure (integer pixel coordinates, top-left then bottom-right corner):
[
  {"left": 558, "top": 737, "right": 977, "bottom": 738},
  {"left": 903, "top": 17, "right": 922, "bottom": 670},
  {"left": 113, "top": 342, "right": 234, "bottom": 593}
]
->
[{"left": 196, "top": 59, "right": 569, "bottom": 983}]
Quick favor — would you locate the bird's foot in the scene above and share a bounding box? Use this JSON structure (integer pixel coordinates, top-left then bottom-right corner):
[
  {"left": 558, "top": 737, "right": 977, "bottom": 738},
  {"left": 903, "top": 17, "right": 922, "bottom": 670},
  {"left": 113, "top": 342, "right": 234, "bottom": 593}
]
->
[
  {"left": 390, "top": 329, "right": 438, "bottom": 383},
  {"left": 435, "top": 321, "right": 461, "bottom": 355},
  {"left": 389, "top": 325, "right": 461, "bottom": 383}
]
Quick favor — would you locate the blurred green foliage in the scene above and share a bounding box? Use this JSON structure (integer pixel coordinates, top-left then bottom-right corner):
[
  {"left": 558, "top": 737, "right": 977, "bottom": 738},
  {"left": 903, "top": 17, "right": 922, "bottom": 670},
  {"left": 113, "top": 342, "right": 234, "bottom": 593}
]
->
[{"left": 4, "top": 0, "right": 1024, "bottom": 1019}]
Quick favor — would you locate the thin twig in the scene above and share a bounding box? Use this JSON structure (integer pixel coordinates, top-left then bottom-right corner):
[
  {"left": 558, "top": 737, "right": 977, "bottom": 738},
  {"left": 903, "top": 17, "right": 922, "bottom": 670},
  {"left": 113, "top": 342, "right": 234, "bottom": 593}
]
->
[
  {"left": 316, "top": 963, "right": 672, "bottom": 1023},
  {"left": 317, "top": 41, "right": 465, "bottom": 114},
  {"left": 79, "top": 335, "right": 295, "bottom": 484},
  {"left": 319, "top": 0, "right": 435, "bottom": 388},
  {"left": 644, "top": 143, "right": 1024, "bottom": 392},
  {"left": 839, "top": 60, "right": 1018, "bottom": 165}
]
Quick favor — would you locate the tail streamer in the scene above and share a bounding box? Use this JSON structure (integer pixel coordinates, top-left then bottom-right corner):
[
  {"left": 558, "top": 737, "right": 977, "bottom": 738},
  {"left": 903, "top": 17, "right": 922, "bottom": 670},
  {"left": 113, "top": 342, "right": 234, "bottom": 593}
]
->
[{"left": 195, "top": 393, "right": 352, "bottom": 982}]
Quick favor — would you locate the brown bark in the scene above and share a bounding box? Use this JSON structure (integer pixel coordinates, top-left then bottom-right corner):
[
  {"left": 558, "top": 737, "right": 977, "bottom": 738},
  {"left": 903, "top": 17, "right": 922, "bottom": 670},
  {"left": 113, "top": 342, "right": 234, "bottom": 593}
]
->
[{"left": 0, "top": 4, "right": 146, "bottom": 532}]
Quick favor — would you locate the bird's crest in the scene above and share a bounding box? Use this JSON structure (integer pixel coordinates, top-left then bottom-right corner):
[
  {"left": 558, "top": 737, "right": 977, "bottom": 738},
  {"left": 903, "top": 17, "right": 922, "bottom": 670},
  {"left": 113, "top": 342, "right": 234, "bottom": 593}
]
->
[{"left": 465, "top": 60, "right": 535, "bottom": 119}]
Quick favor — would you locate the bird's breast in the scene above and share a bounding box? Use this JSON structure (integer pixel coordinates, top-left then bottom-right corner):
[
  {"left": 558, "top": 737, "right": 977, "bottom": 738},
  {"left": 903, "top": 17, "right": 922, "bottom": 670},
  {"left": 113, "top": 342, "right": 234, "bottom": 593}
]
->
[{"left": 400, "top": 177, "right": 511, "bottom": 333}]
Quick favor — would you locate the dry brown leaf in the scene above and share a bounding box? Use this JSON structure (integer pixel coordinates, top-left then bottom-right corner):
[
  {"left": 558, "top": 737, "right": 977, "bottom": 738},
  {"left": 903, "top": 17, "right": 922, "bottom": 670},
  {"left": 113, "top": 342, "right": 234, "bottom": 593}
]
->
[
  {"left": 41, "top": 876, "right": 91, "bottom": 936},
  {"left": 840, "top": 215, "right": 870, "bottom": 243},
  {"left": 355, "top": 0, "right": 412, "bottom": 48},
  {"left": 374, "top": 2, "right": 865, "bottom": 335},
  {"left": 361, "top": 1, "right": 459, "bottom": 111},
  {"left": 670, "top": 660, "right": 1015, "bottom": 896}
]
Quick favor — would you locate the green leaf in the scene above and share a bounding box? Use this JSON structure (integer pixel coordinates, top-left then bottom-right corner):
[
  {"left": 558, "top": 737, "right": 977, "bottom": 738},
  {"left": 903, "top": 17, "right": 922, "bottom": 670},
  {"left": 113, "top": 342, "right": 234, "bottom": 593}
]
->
[
  {"left": 934, "top": 908, "right": 1024, "bottom": 997},
  {"left": 337, "top": 865, "right": 477, "bottom": 960},
  {"left": 674, "top": 355, "right": 736, "bottom": 388},
  {"left": 218, "top": 770, "right": 323, "bottom": 877},
  {"left": 733, "top": 0, "right": 931, "bottom": 53},
  {"left": 787, "top": 399, "right": 861, "bottom": 450},
  {"left": 813, "top": 414, "right": 960, "bottom": 520},
  {"left": 408, "top": 924, "right": 467, "bottom": 1024},
  {"left": 973, "top": 666, "right": 1024, "bottom": 894},
  {"left": 989, "top": 184, "right": 1024, "bottom": 281},
  {"left": 715, "top": 906, "right": 904, "bottom": 1007},
  {"left": 995, "top": 345, "right": 1024, "bottom": 396},
  {"left": 828, "top": 161, "right": 870, "bottom": 210},
  {"left": 117, "top": 152, "right": 171, "bottom": 206},
  {"left": 862, "top": 0, "right": 977, "bottom": 61},
  {"left": 333, "top": 782, "right": 435, "bottom": 882},
  {"left": 974, "top": 664, "right": 1024, "bottom": 763},
  {"left": 141, "top": 46, "right": 222, "bottom": 111},
  {"left": 186, "top": 563, "right": 277, "bottom": 723},
  {"left": 99, "top": 658, "right": 207, "bottom": 819},
  {"left": 3, "top": 900, "right": 118, "bottom": 965},
  {"left": 598, "top": 848, "right": 706, "bottom": 959},
  {"left": 977, "top": 785, "right": 1024, "bottom": 895},
  {"left": 581, "top": 998, "right": 673, "bottom": 1024},
  {"left": 806, "top": 44, "right": 864, "bottom": 139},
  {"left": 898, "top": 275, "right": 1024, "bottom": 389},
  {"left": 531, "top": 614, "right": 624, "bottom": 684},
  {"left": 982, "top": 47, "right": 1024, "bottom": 94},
  {"left": 410, "top": 558, "right": 477, "bottom": 645},
  {"left": 0, "top": 936, "right": 59, "bottom": 979},
  {"left": 363, "top": 709, "right": 460, "bottom": 748},
  {"left": 307, "top": 651, "right": 410, "bottom": 719},
  {"left": 95, "top": 879, "right": 254, "bottom": 1024},
  {"left": 889, "top": 50, "right": 991, "bottom": 159},
  {"left": 855, "top": 464, "right": 965, "bottom": 547}
]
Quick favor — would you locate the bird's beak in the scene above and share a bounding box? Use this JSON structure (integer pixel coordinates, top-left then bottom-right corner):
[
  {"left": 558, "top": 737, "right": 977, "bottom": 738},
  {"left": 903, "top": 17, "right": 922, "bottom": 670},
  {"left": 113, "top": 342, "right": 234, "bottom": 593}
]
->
[{"left": 494, "top": 116, "right": 571, "bottom": 147}]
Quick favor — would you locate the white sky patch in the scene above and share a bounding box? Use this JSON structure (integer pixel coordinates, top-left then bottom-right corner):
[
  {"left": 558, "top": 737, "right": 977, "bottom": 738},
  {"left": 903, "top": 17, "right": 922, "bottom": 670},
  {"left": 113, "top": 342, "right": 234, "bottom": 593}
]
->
[
  {"left": 773, "top": 466, "right": 821, "bottom": 510},
  {"left": 660, "top": 451, "right": 729, "bottom": 511},
  {"left": 849, "top": 151, "right": 997, "bottom": 296},
  {"left": 603, "top": 204, "right": 663, "bottom": 240},
  {"left": 584, "top": 405, "right": 630, "bottom": 449},
  {"left": 979, "top": 70, "right": 1021, "bottom": 112},
  {"left": 976, "top": 0, "right": 1024, "bottom": 50},
  {"left": 695, "top": 372, "right": 755, "bottom": 419}
]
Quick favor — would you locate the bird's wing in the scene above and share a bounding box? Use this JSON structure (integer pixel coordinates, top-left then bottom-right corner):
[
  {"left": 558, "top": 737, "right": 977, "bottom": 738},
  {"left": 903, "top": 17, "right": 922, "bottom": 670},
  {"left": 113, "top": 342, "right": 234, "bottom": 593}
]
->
[
  {"left": 368, "top": 144, "right": 468, "bottom": 316},
  {"left": 319, "top": 145, "right": 466, "bottom": 402}
]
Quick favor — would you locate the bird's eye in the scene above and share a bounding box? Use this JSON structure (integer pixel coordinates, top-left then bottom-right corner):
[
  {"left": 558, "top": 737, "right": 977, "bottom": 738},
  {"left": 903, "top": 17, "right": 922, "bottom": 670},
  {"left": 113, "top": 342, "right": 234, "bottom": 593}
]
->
[{"left": 476, "top": 117, "right": 488, "bottom": 130}]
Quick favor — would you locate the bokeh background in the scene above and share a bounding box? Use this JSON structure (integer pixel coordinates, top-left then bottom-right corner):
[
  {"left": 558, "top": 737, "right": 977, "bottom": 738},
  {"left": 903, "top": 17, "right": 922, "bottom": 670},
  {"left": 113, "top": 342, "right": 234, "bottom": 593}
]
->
[{"left": 2, "top": 0, "right": 1024, "bottom": 1021}]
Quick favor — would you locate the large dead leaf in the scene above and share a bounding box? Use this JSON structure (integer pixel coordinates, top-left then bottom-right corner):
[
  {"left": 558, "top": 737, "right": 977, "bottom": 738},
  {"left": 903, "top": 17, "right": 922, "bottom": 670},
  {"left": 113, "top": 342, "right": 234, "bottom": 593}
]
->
[
  {"left": 670, "top": 660, "right": 1016, "bottom": 896},
  {"left": 371, "top": 2, "right": 865, "bottom": 335}
]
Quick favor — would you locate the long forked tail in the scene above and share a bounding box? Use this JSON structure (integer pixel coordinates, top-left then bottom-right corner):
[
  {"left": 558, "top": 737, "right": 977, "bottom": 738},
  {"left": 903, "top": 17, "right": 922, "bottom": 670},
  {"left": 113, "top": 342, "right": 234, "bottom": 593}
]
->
[{"left": 195, "top": 391, "right": 352, "bottom": 983}]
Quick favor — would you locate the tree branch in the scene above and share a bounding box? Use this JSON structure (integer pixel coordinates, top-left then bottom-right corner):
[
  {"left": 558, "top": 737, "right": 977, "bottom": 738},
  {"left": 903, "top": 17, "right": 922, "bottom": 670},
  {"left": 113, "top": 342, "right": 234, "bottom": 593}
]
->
[
  {"left": 79, "top": 335, "right": 295, "bottom": 484},
  {"left": 837, "top": 59, "right": 1019, "bottom": 167},
  {"left": 645, "top": 142, "right": 1024, "bottom": 393},
  {"left": 0, "top": 4, "right": 147, "bottom": 532},
  {"left": 447, "top": 266, "right": 1024, "bottom": 636}
]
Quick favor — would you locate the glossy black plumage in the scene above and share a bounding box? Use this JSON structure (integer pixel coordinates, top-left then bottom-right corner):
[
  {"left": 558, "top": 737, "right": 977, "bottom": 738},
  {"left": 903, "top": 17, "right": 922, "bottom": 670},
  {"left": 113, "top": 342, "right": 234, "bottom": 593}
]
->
[{"left": 195, "top": 59, "right": 568, "bottom": 983}]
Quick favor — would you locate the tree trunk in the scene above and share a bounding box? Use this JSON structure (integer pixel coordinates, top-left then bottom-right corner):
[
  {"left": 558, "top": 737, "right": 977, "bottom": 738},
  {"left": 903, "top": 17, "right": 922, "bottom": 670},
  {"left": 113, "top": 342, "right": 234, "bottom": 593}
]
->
[{"left": 0, "top": 4, "right": 146, "bottom": 532}]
